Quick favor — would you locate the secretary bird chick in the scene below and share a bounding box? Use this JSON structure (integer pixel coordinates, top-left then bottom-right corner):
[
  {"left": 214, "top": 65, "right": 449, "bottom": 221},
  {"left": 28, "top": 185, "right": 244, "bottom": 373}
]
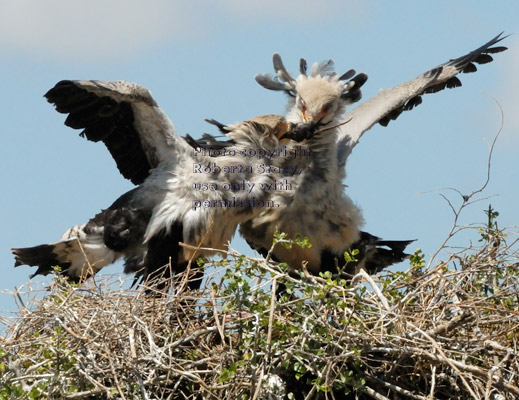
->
[
  {"left": 240, "top": 33, "right": 508, "bottom": 277},
  {"left": 12, "top": 80, "right": 316, "bottom": 288}
]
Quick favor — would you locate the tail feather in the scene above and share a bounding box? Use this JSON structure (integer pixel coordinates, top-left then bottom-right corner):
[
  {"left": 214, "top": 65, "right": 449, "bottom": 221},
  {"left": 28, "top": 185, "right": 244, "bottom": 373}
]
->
[
  {"left": 370, "top": 239, "right": 414, "bottom": 254},
  {"left": 320, "top": 231, "right": 415, "bottom": 277},
  {"left": 352, "top": 232, "right": 415, "bottom": 275},
  {"left": 13, "top": 244, "right": 72, "bottom": 278},
  {"left": 13, "top": 229, "right": 120, "bottom": 281}
]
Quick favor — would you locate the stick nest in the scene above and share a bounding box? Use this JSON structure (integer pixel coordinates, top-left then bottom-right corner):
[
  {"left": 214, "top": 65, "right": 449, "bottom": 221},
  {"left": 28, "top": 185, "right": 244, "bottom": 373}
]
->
[{"left": 2, "top": 231, "right": 519, "bottom": 400}]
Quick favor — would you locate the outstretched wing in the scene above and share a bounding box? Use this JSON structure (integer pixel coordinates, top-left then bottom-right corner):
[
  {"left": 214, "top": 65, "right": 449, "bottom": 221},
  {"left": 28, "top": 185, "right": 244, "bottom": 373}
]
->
[
  {"left": 336, "top": 32, "right": 508, "bottom": 170},
  {"left": 45, "top": 80, "right": 188, "bottom": 185}
]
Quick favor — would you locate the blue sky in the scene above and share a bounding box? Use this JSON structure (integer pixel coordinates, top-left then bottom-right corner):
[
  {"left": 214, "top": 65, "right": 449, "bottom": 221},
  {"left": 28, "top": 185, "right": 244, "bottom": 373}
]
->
[{"left": 1, "top": 1, "right": 518, "bottom": 316}]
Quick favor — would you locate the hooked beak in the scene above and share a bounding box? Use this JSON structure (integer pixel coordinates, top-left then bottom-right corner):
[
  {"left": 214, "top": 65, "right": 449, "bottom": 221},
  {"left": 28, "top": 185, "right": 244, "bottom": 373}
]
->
[{"left": 301, "top": 110, "right": 328, "bottom": 125}]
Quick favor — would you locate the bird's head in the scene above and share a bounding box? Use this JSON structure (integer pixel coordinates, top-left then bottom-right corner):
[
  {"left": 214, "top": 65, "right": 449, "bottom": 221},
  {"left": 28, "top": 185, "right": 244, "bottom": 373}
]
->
[
  {"left": 295, "top": 75, "right": 345, "bottom": 125},
  {"left": 255, "top": 53, "right": 368, "bottom": 126},
  {"left": 217, "top": 114, "right": 317, "bottom": 149},
  {"left": 238, "top": 114, "right": 321, "bottom": 143}
]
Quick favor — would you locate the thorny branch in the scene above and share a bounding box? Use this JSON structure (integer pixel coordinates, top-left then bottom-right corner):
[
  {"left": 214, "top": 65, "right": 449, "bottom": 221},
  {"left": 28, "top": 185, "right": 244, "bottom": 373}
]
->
[
  {"left": 1, "top": 101, "right": 517, "bottom": 399},
  {"left": 424, "top": 97, "right": 505, "bottom": 267},
  {"left": 1, "top": 226, "right": 518, "bottom": 399}
]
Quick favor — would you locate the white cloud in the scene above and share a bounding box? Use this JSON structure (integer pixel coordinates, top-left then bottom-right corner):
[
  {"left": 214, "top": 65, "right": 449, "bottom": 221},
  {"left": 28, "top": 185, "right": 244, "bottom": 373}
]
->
[
  {"left": 0, "top": 0, "right": 198, "bottom": 63},
  {"left": 0, "top": 0, "right": 369, "bottom": 64},
  {"left": 219, "top": 0, "right": 369, "bottom": 22}
]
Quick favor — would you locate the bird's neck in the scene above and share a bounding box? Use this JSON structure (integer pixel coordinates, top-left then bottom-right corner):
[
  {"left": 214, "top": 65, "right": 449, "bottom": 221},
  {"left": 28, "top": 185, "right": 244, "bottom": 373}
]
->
[{"left": 299, "top": 130, "right": 340, "bottom": 187}]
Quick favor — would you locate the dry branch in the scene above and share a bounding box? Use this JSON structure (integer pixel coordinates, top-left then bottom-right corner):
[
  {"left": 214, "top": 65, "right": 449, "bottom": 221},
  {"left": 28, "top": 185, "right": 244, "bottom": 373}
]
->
[{"left": 1, "top": 228, "right": 519, "bottom": 399}]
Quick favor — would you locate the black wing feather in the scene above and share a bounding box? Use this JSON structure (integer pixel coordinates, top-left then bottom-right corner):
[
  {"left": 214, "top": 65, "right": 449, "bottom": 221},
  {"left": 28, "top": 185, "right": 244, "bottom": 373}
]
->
[
  {"left": 379, "top": 32, "right": 508, "bottom": 127},
  {"left": 45, "top": 81, "right": 152, "bottom": 185}
]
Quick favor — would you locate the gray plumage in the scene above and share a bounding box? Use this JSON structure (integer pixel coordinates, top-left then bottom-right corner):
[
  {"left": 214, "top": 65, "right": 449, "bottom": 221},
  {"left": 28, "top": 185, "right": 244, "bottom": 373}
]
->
[
  {"left": 241, "top": 33, "right": 508, "bottom": 276},
  {"left": 12, "top": 80, "right": 313, "bottom": 285}
]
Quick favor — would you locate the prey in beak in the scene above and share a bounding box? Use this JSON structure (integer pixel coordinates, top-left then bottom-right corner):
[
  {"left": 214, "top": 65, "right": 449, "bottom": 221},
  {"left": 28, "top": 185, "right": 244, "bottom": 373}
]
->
[
  {"left": 279, "top": 121, "right": 319, "bottom": 142},
  {"left": 203, "top": 114, "right": 351, "bottom": 146},
  {"left": 279, "top": 118, "right": 353, "bottom": 142}
]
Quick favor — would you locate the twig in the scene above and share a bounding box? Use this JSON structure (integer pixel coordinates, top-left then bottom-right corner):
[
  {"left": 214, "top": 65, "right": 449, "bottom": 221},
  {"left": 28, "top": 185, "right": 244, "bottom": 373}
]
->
[{"left": 352, "top": 269, "right": 391, "bottom": 312}]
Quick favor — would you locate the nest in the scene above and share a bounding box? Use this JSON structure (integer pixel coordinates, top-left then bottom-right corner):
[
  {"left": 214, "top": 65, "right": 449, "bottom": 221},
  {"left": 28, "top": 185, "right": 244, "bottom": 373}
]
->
[{"left": 1, "top": 227, "right": 519, "bottom": 400}]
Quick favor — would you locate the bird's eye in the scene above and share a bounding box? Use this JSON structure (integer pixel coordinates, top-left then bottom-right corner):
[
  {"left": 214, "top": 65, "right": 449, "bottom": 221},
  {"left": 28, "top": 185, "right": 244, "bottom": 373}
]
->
[{"left": 322, "top": 102, "right": 333, "bottom": 113}]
